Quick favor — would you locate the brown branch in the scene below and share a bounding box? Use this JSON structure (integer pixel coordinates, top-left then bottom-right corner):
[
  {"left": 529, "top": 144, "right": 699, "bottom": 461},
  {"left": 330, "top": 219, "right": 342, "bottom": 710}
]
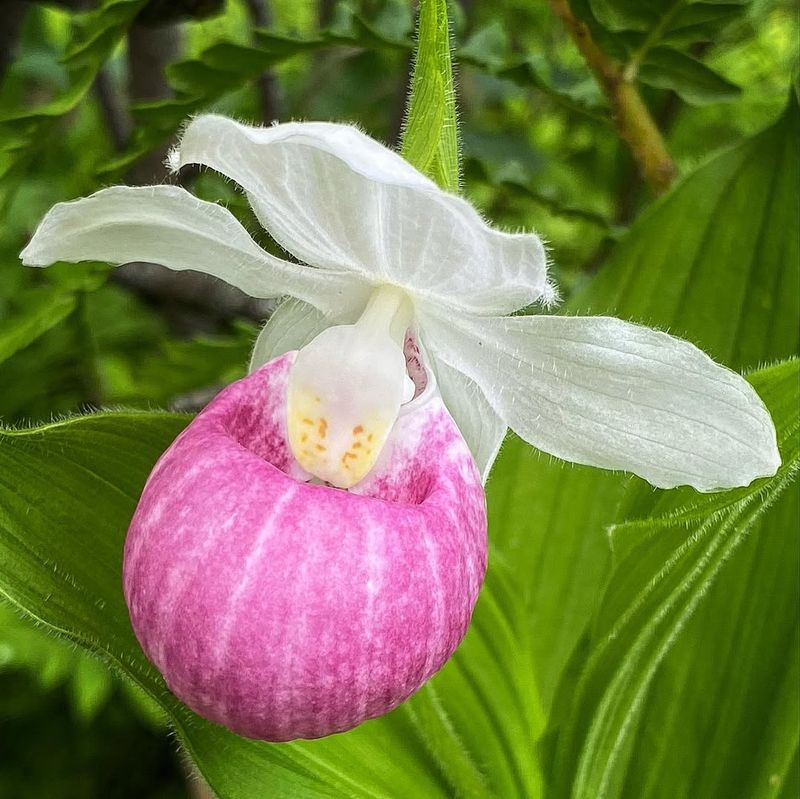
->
[
  {"left": 318, "top": 0, "right": 336, "bottom": 29},
  {"left": 93, "top": 67, "right": 132, "bottom": 150},
  {"left": 243, "top": 0, "right": 282, "bottom": 122},
  {"left": 125, "top": 21, "right": 177, "bottom": 183},
  {"left": 0, "top": 0, "right": 28, "bottom": 81},
  {"left": 547, "top": 0, "right": 677, "bottom": 194}
]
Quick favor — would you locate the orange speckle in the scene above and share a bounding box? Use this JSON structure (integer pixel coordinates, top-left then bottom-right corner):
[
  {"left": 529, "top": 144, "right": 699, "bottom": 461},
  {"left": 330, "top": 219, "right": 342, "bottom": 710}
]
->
[
  {"left": 367, "top": 433, "right": 374, "bottom": 442},
  {"left": 353, "top": 442, "right": 362, "bottom": 449},
  {"left": 302, "top": 417, "right": 313, "bottom": 425},
  {"left": 300, "top": 433, "right": 308, "bottom": 443},
  {"left": 318, "top": 418, "right": 328, "bottom": 438},
  {"left": 353, "top": 425, "right": 364, "bottom": 435},
  {"left": 316, "top": 444, "right": 326, "bottom": 452}
]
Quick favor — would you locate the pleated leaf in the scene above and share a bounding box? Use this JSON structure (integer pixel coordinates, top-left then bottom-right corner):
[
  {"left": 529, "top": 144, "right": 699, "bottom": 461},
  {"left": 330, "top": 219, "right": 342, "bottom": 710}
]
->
[
  {"left": 488, "top": 95, "right": 799, "bottom": 796},
  {"left": 548, "top": 358, "right": 799, "bottom": 798}
]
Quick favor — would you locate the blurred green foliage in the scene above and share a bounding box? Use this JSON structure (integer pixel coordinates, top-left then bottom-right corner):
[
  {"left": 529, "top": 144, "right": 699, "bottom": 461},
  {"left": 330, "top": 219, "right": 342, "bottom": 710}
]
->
[
  {"left": 1, "top": 599, "right": 180, "bottom": 798},
  {"left": 0, "top": 0, "right": 797, "bottom": 797}
]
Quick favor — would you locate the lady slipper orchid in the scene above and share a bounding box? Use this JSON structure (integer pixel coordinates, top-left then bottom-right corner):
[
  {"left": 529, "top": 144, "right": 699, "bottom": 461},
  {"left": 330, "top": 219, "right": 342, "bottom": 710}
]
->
[{"left": 21, "top": 115, "right": 779, "bottom": 741}]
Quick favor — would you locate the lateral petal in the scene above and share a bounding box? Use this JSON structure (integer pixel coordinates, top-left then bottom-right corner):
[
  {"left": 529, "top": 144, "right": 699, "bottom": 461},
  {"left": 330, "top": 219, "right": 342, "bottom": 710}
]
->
[
  {"left": 433, "top": 358, "right": 507, "bottom": 482},
  {"left": 419, "top": 310, "right": 780, "bottom": 491}
]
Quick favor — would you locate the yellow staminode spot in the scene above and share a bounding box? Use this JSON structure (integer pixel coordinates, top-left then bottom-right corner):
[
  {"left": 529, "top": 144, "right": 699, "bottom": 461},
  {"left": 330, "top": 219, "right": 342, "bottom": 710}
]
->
[
  {"left": 286, "top": 286, "right": 413, "bottom": 489},
  {"left": 287, "top": 392, "right": 390, "bottom": 487}
]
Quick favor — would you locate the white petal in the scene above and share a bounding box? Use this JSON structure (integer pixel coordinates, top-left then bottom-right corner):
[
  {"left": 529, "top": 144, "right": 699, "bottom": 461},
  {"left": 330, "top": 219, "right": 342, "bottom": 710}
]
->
[
  {"left": 249, "top": 298, "right": 346, "bottom": 372},
  {"left": 173, "top": 115, "right": 548, "bottom": 315},
  {"left": 431, "top": 358, "right": 507, "bottom": 482},
  {"left": 20, "top": 185, "right": 366, "bottom": 316},
  {"left": 418, "top": 309, "right": 781, "bottom": 491}
]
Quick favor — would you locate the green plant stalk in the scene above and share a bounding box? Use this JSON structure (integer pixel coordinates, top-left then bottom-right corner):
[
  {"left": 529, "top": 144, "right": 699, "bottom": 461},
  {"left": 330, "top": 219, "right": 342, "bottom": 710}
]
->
[
  {"left": 547, "top": 0, "right": 677, "bottom": 194},
  {"left": 400, "top": 0, "right": 461, "bottom": 193}
]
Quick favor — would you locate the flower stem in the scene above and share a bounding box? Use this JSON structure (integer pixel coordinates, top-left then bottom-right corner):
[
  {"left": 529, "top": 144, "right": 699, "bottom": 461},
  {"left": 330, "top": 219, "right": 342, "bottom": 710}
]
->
[
  {"left": 401, "top": 0, "right": 461, "bottom": 194},
  {"left": 547, "top": 0, "right": 677, "bottom": 195}
]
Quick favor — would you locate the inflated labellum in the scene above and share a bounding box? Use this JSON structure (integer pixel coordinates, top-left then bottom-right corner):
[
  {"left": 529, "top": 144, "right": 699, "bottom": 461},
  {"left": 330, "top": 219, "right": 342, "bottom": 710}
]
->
[
  {"left": 21, "top": 115, "right": 780, "bottom": 741},
  {"left": 124, "top": 349, "right": 486, "bottom": 740}
]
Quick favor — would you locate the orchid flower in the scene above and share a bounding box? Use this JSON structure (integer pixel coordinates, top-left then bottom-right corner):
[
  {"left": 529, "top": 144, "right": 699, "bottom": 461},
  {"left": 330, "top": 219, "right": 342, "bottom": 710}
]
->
[{"left": 21, "top": 115, "right": 779, "bottom": 741}]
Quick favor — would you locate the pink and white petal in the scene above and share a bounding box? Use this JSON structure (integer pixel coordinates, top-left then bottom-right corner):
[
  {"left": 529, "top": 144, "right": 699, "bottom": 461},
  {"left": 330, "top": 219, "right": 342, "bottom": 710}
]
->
[
  {"left": 418, "top": 308, "right": 780, "bottom": 492},
  {"left": 173, "top": 115, "right": 548, "bottom": 315},
  {"left": 20, "top": 185, "right": 363, "bottom": 315},
  {"left": 124, "top": 352, "right": 486, "bottom": 741}
]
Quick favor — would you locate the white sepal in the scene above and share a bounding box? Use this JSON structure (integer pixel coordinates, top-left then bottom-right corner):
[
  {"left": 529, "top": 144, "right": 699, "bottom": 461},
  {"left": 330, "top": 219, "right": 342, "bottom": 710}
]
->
[
  {"left": 20, "top": 185, "right": 365, "bottom": 316},
  {"left": 174, "top": 115, "right": 549, "bottom": 315}
]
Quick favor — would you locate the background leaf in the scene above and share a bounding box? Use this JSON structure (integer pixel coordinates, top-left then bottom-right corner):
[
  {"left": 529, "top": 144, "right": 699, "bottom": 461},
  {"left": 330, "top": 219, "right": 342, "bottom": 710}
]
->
[
  {"left": 488, "top": 93, "right": 799, "bottom": 795},
  {"left": 571, "top": 0, "right": 752, "bottom": 120},
  {"left": 0, "top": 289, "right": 76, "bottom": 367},
  {"left": 638, "top": 47, "right": 740, "bottom": 106},
  {"left": 548, "top": 358, "right": 800, "bottom": 798},
  {"left": 0, "top": 0, "right": 147, "bottom": 209}
]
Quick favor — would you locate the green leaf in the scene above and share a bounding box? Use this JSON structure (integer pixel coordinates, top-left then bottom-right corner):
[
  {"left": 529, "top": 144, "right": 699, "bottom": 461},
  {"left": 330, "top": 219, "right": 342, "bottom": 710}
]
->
[
  {"left": 0, "top": 0, "right": 147, "bottom": 208},
  {"left": 0, "top": 603, "right": 109, "bottom": 725},
  {"left": 548, "top": 358, "right": 800, "bottom": 798},
  {"left": 0, "top": 411, "right": 544, "bottom": 798},
  {"left": 587, "top": 0, "right": 665, "bottom": 33},
  {"left": 98, "top": 20, "right": 412, "bottom": 179},
  {"left": 70, "top": 653, "right": 114, "bottom": 722},
  {"left": 0, "top": 0, "right": 145, "bottom": 124},
  {"left": 576, "top": 0, "right": 750, "bottom": 96},
  {"left": 497, "top": 58, "right": 608, "bottom": 122},
  {"left": 586, "top": 0, "right": 748, "bottom": 35},
  {"left": 579, "top": 95, "right": 799, "bottom": 368},
  {"left": 97, "top": 6, "right": 595, "bottom": 182},
  {"left": 0, "top": 602, "right": 90, "bottom": 694},
  {"left": 488, "top": 94, "right": 799, "bottom": 713},
  {"left": 401, "top": 0, "right": 460, "bottom": 193},
  {"left": 661, "top": 3, "right": 751, "bottom": 46},
  {"left": 64, "top": 0, "right": 148, "bottom": 67},
  {"left": 166, "top": 33, "right": 326, "bottom": 96},
  {"left": 639, "top": 47, "right": 740, "bottom": 105},
  {"left": 99, "top": 323, "right": 255, "bottom": 407},
  {"left": 458, "top": 21, "right": 511, "bottom": 71},
  {"left": 0, "top": 290, "right": 77, "bottom": 368}
]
